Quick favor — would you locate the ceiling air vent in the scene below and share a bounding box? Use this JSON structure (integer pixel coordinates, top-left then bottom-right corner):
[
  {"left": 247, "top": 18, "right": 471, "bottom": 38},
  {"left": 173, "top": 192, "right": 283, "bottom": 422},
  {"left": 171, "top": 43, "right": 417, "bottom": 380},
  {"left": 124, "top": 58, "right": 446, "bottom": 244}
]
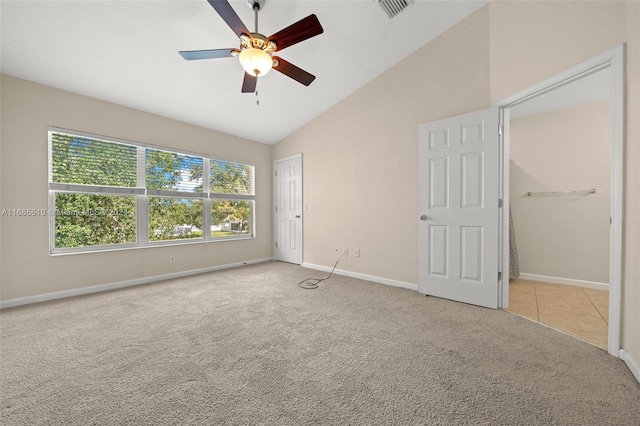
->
[{"left": 378, "top": 0, "right": 414, "bottom": 20}]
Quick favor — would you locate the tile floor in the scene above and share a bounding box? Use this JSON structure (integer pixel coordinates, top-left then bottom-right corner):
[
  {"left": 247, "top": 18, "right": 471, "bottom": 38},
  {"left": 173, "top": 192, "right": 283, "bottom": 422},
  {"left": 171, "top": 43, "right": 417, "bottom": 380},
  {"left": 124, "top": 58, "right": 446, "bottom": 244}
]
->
[{"left": 506, "top": 279, "right": 609, "bottom": 349}]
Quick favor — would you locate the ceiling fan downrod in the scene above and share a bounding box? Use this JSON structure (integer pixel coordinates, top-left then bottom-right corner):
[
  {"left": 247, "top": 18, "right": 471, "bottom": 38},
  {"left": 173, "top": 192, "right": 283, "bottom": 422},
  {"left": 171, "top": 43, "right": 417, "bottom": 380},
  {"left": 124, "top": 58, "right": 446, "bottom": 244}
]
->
[{"left": 253, "top": 1, "right": 260, "bottom": 33}]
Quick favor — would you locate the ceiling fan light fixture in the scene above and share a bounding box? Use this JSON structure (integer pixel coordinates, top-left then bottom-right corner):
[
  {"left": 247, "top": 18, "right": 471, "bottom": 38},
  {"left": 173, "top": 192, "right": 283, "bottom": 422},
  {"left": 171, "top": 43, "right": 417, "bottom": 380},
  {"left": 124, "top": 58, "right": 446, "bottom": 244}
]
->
[{"left": 239, "top": 47, "right": 272, "bottom": 77}]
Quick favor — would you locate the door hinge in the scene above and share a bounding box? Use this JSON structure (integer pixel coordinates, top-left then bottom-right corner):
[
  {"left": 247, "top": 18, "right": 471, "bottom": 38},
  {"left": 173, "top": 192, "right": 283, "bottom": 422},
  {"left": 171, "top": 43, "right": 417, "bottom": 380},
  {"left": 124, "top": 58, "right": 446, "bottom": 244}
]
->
[
  {"left": 275, "top": 171, "right": 277, "bottom": 177},
  {"left": 498, "top": 198, "right": 503, "bottom": 208},
  {"left": 498, "top": 125, "right": 503, "bottom": 135},
  {"left": 498, "top": 271, "right": 502, "bottom": 281},
  {"left": 275, "top": 242, "right": 278, "bottom": 248}
]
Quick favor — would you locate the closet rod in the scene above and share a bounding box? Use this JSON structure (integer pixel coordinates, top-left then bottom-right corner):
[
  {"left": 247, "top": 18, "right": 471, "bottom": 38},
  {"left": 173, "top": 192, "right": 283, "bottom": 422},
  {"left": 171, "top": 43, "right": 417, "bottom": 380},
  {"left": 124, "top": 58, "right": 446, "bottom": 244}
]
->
[{"left": 526, "top": 188, "right": 596, "bottom": 197}]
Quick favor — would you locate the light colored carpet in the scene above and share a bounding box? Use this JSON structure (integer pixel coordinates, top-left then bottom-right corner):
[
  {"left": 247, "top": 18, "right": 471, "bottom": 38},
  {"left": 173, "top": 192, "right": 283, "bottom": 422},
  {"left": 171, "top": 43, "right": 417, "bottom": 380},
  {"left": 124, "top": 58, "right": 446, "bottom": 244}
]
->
[{"left": 1, "top": 261, "right": 639, "bottom": 425}]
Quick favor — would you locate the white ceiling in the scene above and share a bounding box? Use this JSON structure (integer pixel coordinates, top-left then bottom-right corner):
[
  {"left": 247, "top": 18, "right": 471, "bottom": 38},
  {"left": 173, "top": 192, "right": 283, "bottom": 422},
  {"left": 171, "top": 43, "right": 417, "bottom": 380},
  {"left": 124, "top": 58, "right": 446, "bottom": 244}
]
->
[
  {"left": 510, "top": 66, "right": 611, "bottom": 119},
  {"left": 0, "top": 0, "right": 487, "bottom": 145}
]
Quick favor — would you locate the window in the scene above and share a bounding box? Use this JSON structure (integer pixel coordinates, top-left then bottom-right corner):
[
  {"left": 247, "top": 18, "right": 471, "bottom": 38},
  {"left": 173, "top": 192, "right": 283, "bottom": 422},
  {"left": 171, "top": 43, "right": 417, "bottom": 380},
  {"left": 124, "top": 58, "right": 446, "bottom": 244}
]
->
[
  {"left": 48, "top": 128, "right": 255, "bottom": 253},
  {"left": 146, "top": 148, "right": 205, "bottom": 242},
  {"left": 49, "top": 131, "right": 141, "bottom": 250},
  {"left": 210, "top": 160, "right": 254, "bottom": 239}
]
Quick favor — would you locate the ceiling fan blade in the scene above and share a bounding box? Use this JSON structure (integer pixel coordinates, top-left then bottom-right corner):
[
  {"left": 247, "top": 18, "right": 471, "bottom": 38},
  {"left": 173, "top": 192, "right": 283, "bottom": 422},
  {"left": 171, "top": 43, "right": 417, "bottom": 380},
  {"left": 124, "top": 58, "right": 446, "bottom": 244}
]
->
[
  {"left": 242, "top": 73, "right": 257, "bottom": 93},
  {"left": 179, "top": 48, "right": 236, "bottom": 60},
  {"left": 267, "top": 14, "right": 323, "bottom": 52},
  {"left": 207, "top": 0, "right": 250, "bottom": 38},
  {"left": 272, "top": 56, "right": 316, "bottom": 86}
]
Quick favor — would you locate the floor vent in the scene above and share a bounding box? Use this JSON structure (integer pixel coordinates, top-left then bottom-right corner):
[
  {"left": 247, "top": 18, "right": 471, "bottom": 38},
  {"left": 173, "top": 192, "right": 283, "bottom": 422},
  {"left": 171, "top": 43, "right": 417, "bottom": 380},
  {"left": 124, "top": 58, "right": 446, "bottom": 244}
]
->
[{"left": 378, "top": 0, "right": 413, "bottom": 20}]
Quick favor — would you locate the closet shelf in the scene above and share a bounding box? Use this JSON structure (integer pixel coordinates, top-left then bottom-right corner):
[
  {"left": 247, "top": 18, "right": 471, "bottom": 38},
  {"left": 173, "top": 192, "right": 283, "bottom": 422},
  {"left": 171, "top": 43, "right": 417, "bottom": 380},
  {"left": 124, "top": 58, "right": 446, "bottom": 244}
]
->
[{"left": 526, "top": 188, "right": 596, "bottom": 197}]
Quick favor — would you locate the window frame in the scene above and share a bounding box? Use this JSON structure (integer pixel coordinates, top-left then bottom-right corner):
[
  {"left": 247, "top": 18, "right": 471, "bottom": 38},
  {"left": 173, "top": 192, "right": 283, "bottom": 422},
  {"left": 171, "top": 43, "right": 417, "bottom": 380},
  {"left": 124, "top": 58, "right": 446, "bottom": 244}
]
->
[
  {"left": 48, "top": 127, "right": 256, "bottom": 255},
  {"left": 144, "top": 146, "right": 207, "bottom": 245},
  {"left": 209, "top": 159, "right": 256, "bottom": 240}
]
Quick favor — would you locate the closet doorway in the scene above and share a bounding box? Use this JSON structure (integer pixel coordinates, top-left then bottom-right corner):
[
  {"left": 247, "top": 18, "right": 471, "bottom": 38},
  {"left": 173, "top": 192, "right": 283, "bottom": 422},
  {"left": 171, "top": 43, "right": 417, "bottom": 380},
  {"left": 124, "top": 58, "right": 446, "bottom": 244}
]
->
[
  {"left": 497, "top": 46, "right": 623, "bottom": 356},
  {"left": 508, "top": 68, "right": 611, "bottom": 349}
]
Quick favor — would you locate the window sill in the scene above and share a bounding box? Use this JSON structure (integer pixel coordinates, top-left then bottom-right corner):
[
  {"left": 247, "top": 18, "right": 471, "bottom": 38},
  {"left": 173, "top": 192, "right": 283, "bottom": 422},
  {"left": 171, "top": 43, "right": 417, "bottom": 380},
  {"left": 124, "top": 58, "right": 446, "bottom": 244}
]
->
[{"left": 49, "top": 235, "right": 255, "bottom": 256}]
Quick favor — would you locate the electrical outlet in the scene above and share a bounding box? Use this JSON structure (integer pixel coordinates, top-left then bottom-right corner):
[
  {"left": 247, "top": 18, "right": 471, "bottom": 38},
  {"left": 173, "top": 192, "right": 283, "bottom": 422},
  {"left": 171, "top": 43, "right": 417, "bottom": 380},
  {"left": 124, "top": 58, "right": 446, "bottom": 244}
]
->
[
  {"left": 354, "top": 248, "right": 360, "bottom": 257},
  {"left": 169, "top": 255, "right": 175, "bottom": 264},
  {"left": 343, "top": 248, "right": 349, "bottom": 255}
]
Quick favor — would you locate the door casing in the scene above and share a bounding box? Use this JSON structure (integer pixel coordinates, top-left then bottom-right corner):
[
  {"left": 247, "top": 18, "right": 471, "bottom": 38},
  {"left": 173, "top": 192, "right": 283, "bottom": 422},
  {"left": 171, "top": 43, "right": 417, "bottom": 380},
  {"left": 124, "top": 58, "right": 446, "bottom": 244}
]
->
[{"left": 495, "top": 44, "right": 624, "bottom": 357}]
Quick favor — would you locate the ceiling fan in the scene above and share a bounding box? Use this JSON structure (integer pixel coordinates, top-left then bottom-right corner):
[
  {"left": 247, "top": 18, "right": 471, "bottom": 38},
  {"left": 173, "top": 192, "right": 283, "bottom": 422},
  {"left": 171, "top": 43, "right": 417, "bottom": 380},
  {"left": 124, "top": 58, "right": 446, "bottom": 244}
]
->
[{"left": 179, "top": 0, "right": 324, "bottom": 93}]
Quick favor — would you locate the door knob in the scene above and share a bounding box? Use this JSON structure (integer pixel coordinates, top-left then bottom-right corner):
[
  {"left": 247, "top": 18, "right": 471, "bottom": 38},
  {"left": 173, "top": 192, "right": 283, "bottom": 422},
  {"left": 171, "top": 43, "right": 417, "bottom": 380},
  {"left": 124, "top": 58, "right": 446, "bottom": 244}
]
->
[
  {"left": 420, "top": 215, "right": 428, "bottom": 221},
  {"left": 295, "top": 215, "right": 301, "bottom": 218}
]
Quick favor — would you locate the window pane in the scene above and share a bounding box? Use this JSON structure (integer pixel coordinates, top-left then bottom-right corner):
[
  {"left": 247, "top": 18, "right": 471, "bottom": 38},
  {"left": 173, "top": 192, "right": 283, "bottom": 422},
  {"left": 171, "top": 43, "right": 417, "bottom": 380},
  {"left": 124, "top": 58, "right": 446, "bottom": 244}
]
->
[
  {"left": 54, "top": 193, "right": 136, "bottom": 248},
  {"left": 146, "top": 148, "right": 203, "bottom": 192},
  {"left": 148, "top": 197, "right": 203, "bottom": 241},
  {"left": 51, "top": 132, "right": 137, "bottom": 187},
  {"left": 211, "top": 200, "right": 252, "bottom": 238},
  {"left": 210, "top": 160, "right": 254, "bottom": 195}
]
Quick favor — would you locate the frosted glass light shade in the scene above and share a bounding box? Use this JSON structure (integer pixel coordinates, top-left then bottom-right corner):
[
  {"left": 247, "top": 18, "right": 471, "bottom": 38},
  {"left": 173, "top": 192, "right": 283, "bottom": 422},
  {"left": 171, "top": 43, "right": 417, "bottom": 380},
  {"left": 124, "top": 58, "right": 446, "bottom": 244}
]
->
[{"left": 239, "top": 48, "right": 272, "bottom": 77}]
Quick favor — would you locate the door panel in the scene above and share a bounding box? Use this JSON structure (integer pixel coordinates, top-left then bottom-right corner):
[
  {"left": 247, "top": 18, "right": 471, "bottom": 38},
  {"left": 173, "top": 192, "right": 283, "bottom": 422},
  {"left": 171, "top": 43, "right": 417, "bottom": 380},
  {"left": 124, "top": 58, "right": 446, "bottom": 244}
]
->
[
  {"left": 430, "top": 157, "right": 449, "bottom": 208},
  {"left": 418, "top": 108, "right": 500, "bottom": 309},
  {"left": 275, "top": 155, "right": 302, "bottom": 264},
  {"left": 429, "top": 225, "right": 448, "bottom": 277},
  {"left": 461, "top": 152, "right": 483, "bottom": 208},
  {"left": 461, "top": 226, "right": 483, "bottom": 282}
]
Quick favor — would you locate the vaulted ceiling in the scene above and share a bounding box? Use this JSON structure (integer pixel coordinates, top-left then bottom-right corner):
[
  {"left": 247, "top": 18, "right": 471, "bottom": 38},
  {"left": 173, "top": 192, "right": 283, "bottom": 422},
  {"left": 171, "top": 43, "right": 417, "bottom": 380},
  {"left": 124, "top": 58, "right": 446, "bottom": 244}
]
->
[{"left": 1, "top": 0, "right": 487, "bottom": 144}]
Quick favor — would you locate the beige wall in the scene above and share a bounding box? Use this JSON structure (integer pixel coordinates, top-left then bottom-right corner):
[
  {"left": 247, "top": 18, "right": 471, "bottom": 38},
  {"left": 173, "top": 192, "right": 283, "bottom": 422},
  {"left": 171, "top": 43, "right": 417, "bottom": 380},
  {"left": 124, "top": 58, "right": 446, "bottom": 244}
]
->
[
  {"left": 624, "top": 0, "right": 640, "bottom": 366},
  {"left": 510, "top": 101, "right": 611, "bottom": 284},
  {"left": 0, "top": 75, "right": 273, "bottom": 301},
  {"left": 274, "top": 1, "right": 639, "bottom": 362},
  {"left": 273, "top": 5, "right": 491, "bottom": 284}
]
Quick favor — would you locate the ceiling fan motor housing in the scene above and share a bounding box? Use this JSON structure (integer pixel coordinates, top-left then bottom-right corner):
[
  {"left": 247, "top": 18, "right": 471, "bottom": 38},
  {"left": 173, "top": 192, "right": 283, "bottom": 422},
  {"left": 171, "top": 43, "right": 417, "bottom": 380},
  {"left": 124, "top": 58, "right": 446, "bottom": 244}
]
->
[{"left": 241, "top": 33, "right": 276, "bottom": 52}]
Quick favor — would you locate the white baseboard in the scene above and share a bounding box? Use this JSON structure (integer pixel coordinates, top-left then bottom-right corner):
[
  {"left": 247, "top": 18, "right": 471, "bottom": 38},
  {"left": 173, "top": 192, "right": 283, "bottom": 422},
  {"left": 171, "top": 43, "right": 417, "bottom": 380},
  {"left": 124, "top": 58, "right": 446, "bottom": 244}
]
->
[
  {"left": 302, "top": 262, "right": 418, "bottom": 292},
  {"left": 518, "top": 273, "right": 609, "bottom": 291},
  {"left": 0, "top": 257, "right": 275, "bottom": 309},
  {"left": 619, "top": 349, "right": 640, "bottom": 384}
]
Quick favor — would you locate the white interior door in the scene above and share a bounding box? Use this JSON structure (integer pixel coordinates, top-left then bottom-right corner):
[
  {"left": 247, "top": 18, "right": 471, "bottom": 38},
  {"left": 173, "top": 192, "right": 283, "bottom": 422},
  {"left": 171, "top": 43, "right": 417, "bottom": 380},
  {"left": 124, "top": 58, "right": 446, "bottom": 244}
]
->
[
  {"left": 418, "top": 107, "right": 501, "bottom": 309},
  {"left": 275, "top": 155, "right": 303, "bottom": 264}
]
